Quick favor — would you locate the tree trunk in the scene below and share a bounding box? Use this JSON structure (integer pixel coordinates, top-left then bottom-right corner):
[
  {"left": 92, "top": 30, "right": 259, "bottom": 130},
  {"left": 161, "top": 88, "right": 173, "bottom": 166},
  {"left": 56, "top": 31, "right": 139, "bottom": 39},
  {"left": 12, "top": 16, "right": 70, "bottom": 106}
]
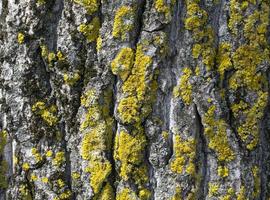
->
[{"left": 0, "top": 0, "right": 270, "bottom": 199}]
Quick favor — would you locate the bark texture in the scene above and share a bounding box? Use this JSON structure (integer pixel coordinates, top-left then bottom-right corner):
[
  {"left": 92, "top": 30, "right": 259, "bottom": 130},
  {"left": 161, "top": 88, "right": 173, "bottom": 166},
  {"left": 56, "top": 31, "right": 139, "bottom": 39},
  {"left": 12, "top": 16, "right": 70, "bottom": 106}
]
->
[{"left": 0, "top": 0, "right": 270, "bottom": 199}]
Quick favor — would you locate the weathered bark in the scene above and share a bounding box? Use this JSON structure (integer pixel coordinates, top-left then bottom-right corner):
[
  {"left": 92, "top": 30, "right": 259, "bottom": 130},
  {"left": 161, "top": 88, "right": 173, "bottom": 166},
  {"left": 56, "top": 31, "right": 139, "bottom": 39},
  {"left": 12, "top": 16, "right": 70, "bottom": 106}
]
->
[{"left": 0, "top": 0, "right": 270, "bottom": 199}]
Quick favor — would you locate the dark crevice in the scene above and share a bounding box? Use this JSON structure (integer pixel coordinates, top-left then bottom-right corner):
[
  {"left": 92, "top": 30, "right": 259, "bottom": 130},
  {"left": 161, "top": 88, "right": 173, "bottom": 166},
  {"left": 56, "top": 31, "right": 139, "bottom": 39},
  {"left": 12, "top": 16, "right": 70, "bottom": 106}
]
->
[{"left": 194, "top": 103, "right": 208, "bottom": 199}]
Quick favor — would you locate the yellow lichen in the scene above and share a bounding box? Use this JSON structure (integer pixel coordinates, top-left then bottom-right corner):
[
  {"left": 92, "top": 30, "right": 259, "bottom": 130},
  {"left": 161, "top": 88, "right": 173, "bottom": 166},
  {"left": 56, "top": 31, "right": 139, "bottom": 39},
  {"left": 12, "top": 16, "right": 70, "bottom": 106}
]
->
[
  {"left": 30, "top": 174, "right": 38, "bottom": 182},
  {"left": 252, "top": 166, "right": 260, "bottom": 198},
  {"left": 22, "top": 163, "right": 30, "bottom": 171},
  {"left": 116, "top": 188, "right": 137, "bottom": 200},
  {"left": 0, "top": 130, "right": 8, "bottom": 189},
  {"left": 114, "top": 130, "right": 146, "bottom": 181},
  {"left": 79, "top": 17, "right": 100, "bottom": 43},
  {"left": 217, "top": 42, "right": 232, "bottom": 80},
  {"left": 217, "top": 166, "right": 229, "bottom": 178},
  {"left": 41, "top": 177, "right": 49, "bottom": 183},
  {"left": 74, "top": 0, "right": 99, "bottom": 14},
  {"left": 112, "top": 6, "right": 134, "bottom": 40},
  {"left": 32, "top": 101, "right": 58, "bottom": 126},
  {"left": 31, "top": 148, "right": 42, "bottom": 162},
  {"left": 17, "top": 32, "right": 25, "bottom": 44},
  {"left": 170, "top": 135, "right": 196, "bottom": 175},
  {"left": 63, "top": 72, "right": 80, "bottom": 85},
  {"left": 96, "top": 35, "right": 102, "bottom": 52},
  {"left": 208, "top": 183, "right": 219, "bottom": 197},
  {"left": 203, "top": 105, "right": 235, "bottom": 162},
  {"left": 111, "top": 47, "right": 135, "bottom": 81},
  {"left": 46, "top": 150, "right": 53, "bottom": 157},
  {"left": 237, "top": 186, "right": 246, "bottom": 200},
  {"left": 52, "top": 151, "right": 65, "bottom": 167},
  {"left": 95, "top": 183, "right": 115, "bottom": 200},
  {"left": 154, "top": 0, "right": 173, "bottom": 20},
  {"left": 118, "top": 44, "right": 154, "bottom": 124},
  {"left": 173, "top": 67, "right": 193, "bottom": 105},
  {"left": 185, "top": 3, "right": 208, "bottom": 30}
]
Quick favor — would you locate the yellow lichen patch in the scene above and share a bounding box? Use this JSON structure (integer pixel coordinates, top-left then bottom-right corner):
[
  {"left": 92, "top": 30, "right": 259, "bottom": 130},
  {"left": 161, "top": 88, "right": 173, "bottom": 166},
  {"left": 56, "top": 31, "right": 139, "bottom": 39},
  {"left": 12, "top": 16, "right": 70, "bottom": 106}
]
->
[
  {"left": 170, "top": 135, "right": 196, "bottom": 175},
  {"left": 229, "top": 44, "right": 268, "bottom": 91},
  {"left": 185, "top": 3, "right": 208, "bottom": 30},
  {"left": 112, "top": 6, "right": 134, "bottom": 40},
  {"left": 19, "top": 184, "right": 32, "bottom": 199},
  {"left": 41, "top": 177, "right": 49, "bottom": 183},
  {"left": 118, "top": 44, "right": 154, "bottom": 124},
  {"left": 48, "top": 52, "right": 56, "bottom": 63},
  {"left": 63, "top": 72, "right": 80, "bottom": 86},
  {"left": 239, "top": 92, "right": 268, "bottom": 150},
  {"left": 237, "top": 186, "right": 246, "bottom": 200},
  {"left": 40, "top": 45, "right": 49, "bottom": 58},
  {"left": 81, "top": 123, "right": 107, "bottom": 160},
  {"left": 95, "top": 183, "right": 115, "bottom": 200},
  {"left": 57, "top": 179, "right": 65, "bottom": 188},
  {"left": 22, "top": 162, "right": 30, "bottom": 171},
  {"left": 171, "top": 186, "right": 182, "bottom": 200},
  {"left": 79, "top": 17, "right": 100, "bottom": 43},
  {"left": 139, "top": 188, "right": 151, "bottom": 200},
  {"left": 96, "top": 35, "right": 102, "bottom": 52},
  {"left": 217, "top": 166, "right": 229, "bottom": 178},
  {"left": 154, "top": 0, "right": 174, "bottom": 20},
  {"left": 0, "top": 130, "right": 8, "bottom": 189},
  {"left": 162, "top": 131, "right": 169, "bottom": 140},
  {"left": 79, "top": 88, "right": 113, "bottom": 196},
  {"left": 228, "top": 0, "right": 244, "bottom": 35},
  {"left": 71, "top": 172, "right": 80, "bottom": 180},
  {"left": 173, "top": 67, "right": 193, "bottom": 105},
  {"left": 252, "top": 166, "right": 260, "bottom": 198},
  {"left": 217, "top": 42, "right": 232, "bottom": 80},
  {"left": 208, "top": 183, "right": 219, "bottom": 197},
  {"left": 116, "top": 188, "right": 137, "bottom": 200},
  {"left": 74, "top": 0, "right": 99, "bottom": 14},
  {"left": 203, "top": 105, "right": 235, "bottom": 162},
  {"left": 46, "top": 150, "right": 53, "bottom": 157},
  {"left": 31, "top": 148, "right": 42, "bottom": 162},
  {"left": 56, "top": 51, "right": 65, "bottom": 61},
  {"left": 111, "top": 47, "right": 135, "bottom": 81},
  {"left": 52, "top": 151, "right": 65, "bottom": 167},
  {"left": 30, "top": 174, "right": 38, "bottom": 182},
  {"left": 32, "top": 101, "right": 58, "bottom": 126},
  {"left": 17, "top": 32, "right": 25, "bottom": 44},
  {"left": 220, "top": 188, "right": 235, "bottom": 200},
  {"left": 114, "top": 130, "right": 147, "bottom": 181},
  {"left": 86, "top": 157, "right": 112, "bottom": 194}
]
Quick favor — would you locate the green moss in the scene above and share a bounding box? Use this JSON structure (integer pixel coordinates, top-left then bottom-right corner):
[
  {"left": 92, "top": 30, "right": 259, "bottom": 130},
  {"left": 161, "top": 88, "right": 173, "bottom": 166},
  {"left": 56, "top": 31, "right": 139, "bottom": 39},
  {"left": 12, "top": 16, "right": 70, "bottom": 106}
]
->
[
  {"left": 173, "top": 67, "right": 193, "bottom": 105},
  {"left": 74, "top": 0, "right": 99, "bottom": 14},
  {"left": 170, "top": 135, "right": 196, "bottom": 175},
  {"left": 79, "top": 17, "right": 100, "bottom": 43},
  {"left": 112, "top": 6, "right": 134, "bottom": 40},
  {"left": 111, "top": 47, "right": 135, "bottom": 81},
  {"left": 32, "top": 101, "right": 58, "bottom": 126},
  {"left": 203, "top": 105, "right": 235, "bottom": 162},
  {"left": 17, "top": 32, "right": 25, "bottom": 44}
]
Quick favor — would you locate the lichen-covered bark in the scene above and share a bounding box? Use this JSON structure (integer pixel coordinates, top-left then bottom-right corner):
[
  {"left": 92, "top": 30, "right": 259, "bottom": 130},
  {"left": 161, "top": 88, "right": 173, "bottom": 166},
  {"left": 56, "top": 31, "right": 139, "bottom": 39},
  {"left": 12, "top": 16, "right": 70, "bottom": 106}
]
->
[{"left": 0, "top": 0, "right": 270, "bottom": 199}]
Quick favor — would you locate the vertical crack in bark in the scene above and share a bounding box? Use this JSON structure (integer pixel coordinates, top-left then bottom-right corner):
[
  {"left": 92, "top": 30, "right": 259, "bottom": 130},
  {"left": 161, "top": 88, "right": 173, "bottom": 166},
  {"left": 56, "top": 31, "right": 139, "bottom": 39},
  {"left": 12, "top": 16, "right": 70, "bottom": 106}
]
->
[{"left": 194, "top": 103, "right": 207, "bottom": 199}]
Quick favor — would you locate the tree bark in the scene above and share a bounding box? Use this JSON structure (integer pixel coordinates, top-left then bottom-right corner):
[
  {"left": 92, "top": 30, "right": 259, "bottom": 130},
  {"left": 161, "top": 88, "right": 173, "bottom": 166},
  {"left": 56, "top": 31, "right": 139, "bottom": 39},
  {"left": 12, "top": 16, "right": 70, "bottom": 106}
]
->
[{"left": 0, "top": 0, "right": 270, "bottom": 199}]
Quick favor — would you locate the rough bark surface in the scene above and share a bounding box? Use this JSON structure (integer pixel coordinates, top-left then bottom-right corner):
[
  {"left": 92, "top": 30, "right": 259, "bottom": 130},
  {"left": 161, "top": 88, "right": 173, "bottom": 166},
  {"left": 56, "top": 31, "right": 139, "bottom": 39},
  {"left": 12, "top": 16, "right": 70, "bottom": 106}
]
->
[{"left": 0, "top": 0, "right": 270, "bottom": 199}]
